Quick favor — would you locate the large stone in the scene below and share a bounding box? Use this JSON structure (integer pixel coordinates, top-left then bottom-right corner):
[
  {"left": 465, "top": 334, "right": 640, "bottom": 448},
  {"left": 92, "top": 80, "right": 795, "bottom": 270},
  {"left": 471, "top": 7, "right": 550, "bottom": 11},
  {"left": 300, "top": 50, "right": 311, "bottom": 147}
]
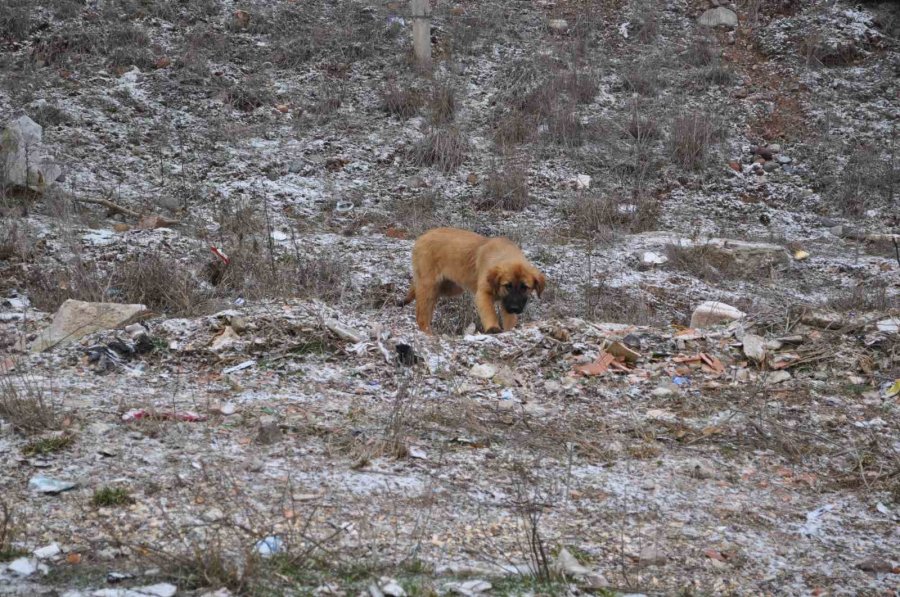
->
[
  {"left": 1, "top": 115, "right": 63, "bottom": 192},
  {"left": 690, "top": 301, "right": 746, "bottom": 329},
  {"left": 704, "top": 238, "right": 789, "bottom": 269},
  {"left": 698, "top": 7, "right": 738, "bottom": 28},
  {"left": 30, "top": 300, "right": 148, "bottom": 352}
]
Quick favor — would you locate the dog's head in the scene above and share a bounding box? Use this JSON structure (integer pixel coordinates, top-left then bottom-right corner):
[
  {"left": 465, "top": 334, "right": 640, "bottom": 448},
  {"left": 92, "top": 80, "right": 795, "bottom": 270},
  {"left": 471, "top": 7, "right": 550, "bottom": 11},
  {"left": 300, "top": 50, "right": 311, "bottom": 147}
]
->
[{"left": 488, "top": 262, "right": 546, "bottom": 315}]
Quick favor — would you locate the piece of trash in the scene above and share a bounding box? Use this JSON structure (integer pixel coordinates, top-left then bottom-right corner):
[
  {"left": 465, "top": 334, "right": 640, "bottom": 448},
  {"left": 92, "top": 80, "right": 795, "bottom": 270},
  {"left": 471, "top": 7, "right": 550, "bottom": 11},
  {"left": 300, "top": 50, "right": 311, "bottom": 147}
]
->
[
  {"left": 28, "top": 475, "right": 79, "bottom": 495},
  {"left": 325, "top": 318, "right": 364, "bottom": 342},
  {"left": 210, "top": 246, "right": 230, "bottom": 265},
  {"left": 690, "top": 301, "right": 746, "bottom": 329},
  {"left": 876, "top": 502, "right": 891, "bottom": 515},
  {"left": 618, "top": 21, "right": 630, "bottom": 38},
  {"left": 469, "top": 363, "right": 498, "bottom": 379},
  {"left": 876, "top": 318, "right": 899, "bottom": 334},
  {"left": 885, "top": 380, "right": 900, "bottom": 398},
  {"left": 793, "top": 249, "right": 809, "bottom": 261},
  {"left": 223, "top": 360, "right": 255, "bottom": 375},
  {"left": 799, "top": 504, "right": 834, "bottom": 536},
  {"left": 255, "top": 535, "right": 283, "bottom": 557},
  {"left": 555, "top": 547, "right": 590, "bottom": 577},
  {"left": 672, "top": 376, "right": 690, "bottom": 386},
  {"left": 408, "top": 446, "right": 427, "bottom": 459},
  {"left": 107, "top": 571, "right": 135, "bottom": 583},
  {"left": 122, "top": 409, "right": 207, "bottom": 423},
  {"left": 607, "top": 341, "right": 641, "bottom": 363},
  {"left": 396, "top": 343, "right": 420, "bottom": 366},
  {"left": 234, "top": 297, "right": 246, "bottom": 307},
  {"left": 699, "top": 353, "right": 725, "bottom": 373},
  {"left": 335, "top": 201, "right": 354, "bottom": 213},
  {"left": 742, "top": 334, "right": 767, "bottom": 363},
  {"left": 573, "top": 352, "right": 615, "bottom": 376},
  {"left": 499, "top": 388, "right": 515, "bottom": 401}
]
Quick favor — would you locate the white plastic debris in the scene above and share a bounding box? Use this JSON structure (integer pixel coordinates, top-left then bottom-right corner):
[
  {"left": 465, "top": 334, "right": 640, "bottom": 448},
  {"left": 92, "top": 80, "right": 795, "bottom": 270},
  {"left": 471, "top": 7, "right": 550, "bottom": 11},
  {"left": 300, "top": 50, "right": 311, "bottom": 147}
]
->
[
  {"left": 876, "top": 318, "right": 899, "bottom": 334},
  {"left": 28, "top": 475, "right": 79, "bottom": 494},
  {"left": 33, "top": 543, "right": 61, "bottom": 559},
  {"left": 7, "top": 557, "right": 38, "bottom": 577},
  {"left": 642, "top": 251, "right": 668, "bottom": 265},
  {"left": 575, "top": 174, "right": 591, "bottom": 189},
  {"left": 254, "top": 535, "right": 283, "bottom": 557},
  {"left": 222, "top": 360, "right": 255, "bottom": 374}
]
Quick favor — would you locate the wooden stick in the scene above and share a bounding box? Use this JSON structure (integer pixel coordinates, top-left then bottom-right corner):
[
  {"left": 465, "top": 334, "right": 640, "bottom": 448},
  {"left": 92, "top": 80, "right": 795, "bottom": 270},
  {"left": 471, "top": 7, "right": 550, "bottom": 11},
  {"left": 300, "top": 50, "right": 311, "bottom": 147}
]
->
[{"left": 72, "top": 196, "right": 180, "bottom": 226}]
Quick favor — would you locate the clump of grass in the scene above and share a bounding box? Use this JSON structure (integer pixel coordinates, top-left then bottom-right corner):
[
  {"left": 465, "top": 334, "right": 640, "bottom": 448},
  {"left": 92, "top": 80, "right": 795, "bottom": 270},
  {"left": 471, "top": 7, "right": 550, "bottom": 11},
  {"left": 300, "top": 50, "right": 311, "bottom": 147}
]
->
[
  {"left": 106, "top": 24, "right": 154, "bottom": 70},
  {"left": 112, "top": 252, "right": 212, "bottom": 317},
  {"left": 409, "top": 127, "right": 469, "bottom": 173},
  {"left": 429, "top": 82, "right": 457, "bottom": 124},
  {"left": 388, "top": 191, "right": 439, "bottom": 236},
  {"left": 22, "top": 434, "right": 74, "bottom": 456},
  {"left": 381, "top": 83, "right": 424, "bottom": 119},
  {"left": 544, "top": 104, "right": 585, "bottom": 147},
  {"left": 0, "top": 371, "right": 60, "bottom": 435},
  {"left": 669, "top": 112, "right": 718, "bottom": 171},
  {"left": 826, "top": 280, "right": 891, "bottom": 313},
  {"left": 479, "top": 161, "right": 530, "bottom": 211},
  {"left": 0, "top": 2, "right": 31, "bottom": 42},
  {"left": 221, "top": 75, "right": 274, "bottom": 111},
  {"left": 494, "top": 110, "right": 537, "bottom": 147},
  {"left": 91, "top": 487, "right": 135, "bottom": 508},
  {"left": 0, "top": 500, "right": 25, "bottom": 562},
  {"left": 664, "top": 243, "right": 740, "bottom": 282},
  {"left": 827, "top": 144, "right": 897, "bottom": 217},
  {"left": 621, "top": 66, "right": 662, "bottom": 97},
  {"left": 559, "top": 193, "right": 659, "bottom": 240}
]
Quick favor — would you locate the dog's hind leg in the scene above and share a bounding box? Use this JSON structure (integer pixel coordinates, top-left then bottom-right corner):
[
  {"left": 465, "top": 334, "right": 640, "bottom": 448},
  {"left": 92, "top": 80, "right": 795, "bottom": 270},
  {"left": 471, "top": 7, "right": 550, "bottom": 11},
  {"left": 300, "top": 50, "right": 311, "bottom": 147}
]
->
[
  {"left": 399, "top": 286, "right": 416, "bottom": 307},
  {"left": 475, "top": 290, "right": 501, "bottom": 333},
  {"left": 414, "top": 283, "right": 438, "bottom": 333}
]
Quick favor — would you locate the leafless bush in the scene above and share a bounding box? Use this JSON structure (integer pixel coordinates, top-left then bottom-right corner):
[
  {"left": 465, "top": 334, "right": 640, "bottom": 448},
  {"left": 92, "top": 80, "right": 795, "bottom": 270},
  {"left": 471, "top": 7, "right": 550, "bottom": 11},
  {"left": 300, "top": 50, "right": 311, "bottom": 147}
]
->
[
  {"left": 559, "top": 192, "right": 659, "bottom": 240},
  {"left": 409, "top": 127, "right": 469, "bottom": 173},
  {"left": 106, "top": 24, "right": 155, "bottom": 70},
  {"left": 682, "top": 36, "right": 717, "bottom": 67},
  {"left": 113, "top": 253, "right": 212, "bottom": 316},
  {"left": 799, "top": 32, "right": 859, "bottom": 67},
  {"left": 0, "top": 221, "right": 34, "bottom": 262},
  {"left": 544, "top": 104, "right": 585, "bottom": 147},
  {"left": 381, "top": 84, "right": 424, "bottom": 119},
  {"left": 827, "top": 143, "right": 897, "bottom": 216},
  {"left": 388, "top": 191, "right": 440, "bottom": 236},
  {"left": 432, "top": 293, "right": 478, "bottom": 335},
  {"left": 221, "top": 75, "right": 274, "bottom": 112},
  {"left": 0, "top": 2, "right": 31, "bottom": 41},
  {"left": 621, "top": 65, "right": 662, "bottom": 97},
  {"left": 826, "top": 279, "right": 892, "bottom": 313},
  {"left": 669, "top": 112, "right": 718, "bottom": 170},
  {"left": 632, "top": 0, "right": 660, "bottom": 43},
  {"left": 31, "top": 27, "right": 98, "bottom": 66},
  {"left": 30, "top": 102, "right": 70, "bottom": 128},
  {"left": 664, "top": 243, "right": 740, "bottom": 283},
  {"left": 704, "top": 63, "right": 735, "bottom": 86},
  {"left": 429, "top": 82, "right": 457, "bottom": 124},
  {"left": 0, "top": 499, "right": 21, "bottom": 560},
  {"left": 557, "top": 70, "right": 598, "bottom": 104},
  {"left": 494, "top": 110, "right": 537, "bottom": 147},
  {"left": 25, "top": 257, "right": 110, "bottom": 312},
  {"left": 510, "top": 468, "right": 559, "bottom": 584},
  {"left": 578, "top": 283, "right": 659, "bottom": 325},
  {"left": 479, "top": 160, "right": 530, "bottom": 211},
  {"left": 0, "top": 368, "right": 61, "bottom": 435}
]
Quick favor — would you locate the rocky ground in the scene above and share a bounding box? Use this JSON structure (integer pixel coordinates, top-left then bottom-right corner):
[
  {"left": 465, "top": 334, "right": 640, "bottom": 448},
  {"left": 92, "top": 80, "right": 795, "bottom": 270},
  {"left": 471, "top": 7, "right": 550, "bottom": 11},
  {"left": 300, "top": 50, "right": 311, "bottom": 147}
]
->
[{"left": 0, "top": 0, "right": 898, "bottom": 595}]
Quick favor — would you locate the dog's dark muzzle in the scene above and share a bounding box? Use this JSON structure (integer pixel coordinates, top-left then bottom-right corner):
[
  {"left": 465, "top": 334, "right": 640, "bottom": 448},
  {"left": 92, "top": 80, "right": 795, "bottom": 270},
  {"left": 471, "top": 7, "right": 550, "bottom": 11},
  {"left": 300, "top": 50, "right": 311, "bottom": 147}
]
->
[{"left": 503, "top": 297, "right": 527, "bottom": 315}]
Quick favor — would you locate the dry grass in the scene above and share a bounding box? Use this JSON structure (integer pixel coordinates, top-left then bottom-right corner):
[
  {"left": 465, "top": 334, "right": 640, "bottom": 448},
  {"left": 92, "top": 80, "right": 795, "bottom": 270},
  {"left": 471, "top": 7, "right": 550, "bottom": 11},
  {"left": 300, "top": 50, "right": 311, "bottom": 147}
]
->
[
  {"left": 106, "top": 23, "right": 154, "bottom": 70},
  {"left": 559, "top": 192, "right": 660, "bottom": 241},
  {"left": 826, "top": 280, "right": 893, "bottom": 313},
  {"left": 221, "top": 75, "right": 274, "bottom": 112},
  {"left": 409, "top": 127, "right": 469, "bottom": 173},
  {"left": 544, "top": 103, "right": 586, "bottom": 147},
  {"left": 113, "top": 252, "right": 212, "bottom": 317},
  {"left": 0, "top": 368, "right": 60, "bottom": 435},
  {"left": 669, "top": 112, "right": 718, "bottom": 171},
  {"left": 0, "top": 1, "right": 31, "bottom": 42},
  {"left": 664, "top": 243, "right": 740, "bottom": 283},
  {"left": 429, "top": 82, "right": 457, "bottom": 124},
  {"left": 0, "top": 499, "right": 22, "bottom": 562},
  {"left": 827, "top": 143, "right": 897, "bottom": 217},
  {"left": 388, "top": 191, "right": 440, "bottom": 236},
  {"left": 381, "top": 84, "right": 424, "bottom": 119},
  {"left": 494, "top": 110, "right": 537, "bottom": 147},
  {"left": 479, "top": 160, "right": 530, "bottom": 211}
]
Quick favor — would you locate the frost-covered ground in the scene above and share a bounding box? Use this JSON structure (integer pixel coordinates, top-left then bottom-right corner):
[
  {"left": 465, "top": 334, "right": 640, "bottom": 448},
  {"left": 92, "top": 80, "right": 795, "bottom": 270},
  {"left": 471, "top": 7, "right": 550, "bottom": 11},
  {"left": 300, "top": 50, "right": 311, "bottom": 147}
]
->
[{"left": 1, "top": 0, "right": 898, "bottom": 595}]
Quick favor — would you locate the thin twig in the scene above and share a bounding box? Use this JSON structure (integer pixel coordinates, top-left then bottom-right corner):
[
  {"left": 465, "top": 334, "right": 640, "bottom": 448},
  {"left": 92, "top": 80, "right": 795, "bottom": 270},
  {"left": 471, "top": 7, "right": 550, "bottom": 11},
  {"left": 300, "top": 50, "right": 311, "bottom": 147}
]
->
[{"left": 72, "top": 196, "right": 181, "bottom": 226}]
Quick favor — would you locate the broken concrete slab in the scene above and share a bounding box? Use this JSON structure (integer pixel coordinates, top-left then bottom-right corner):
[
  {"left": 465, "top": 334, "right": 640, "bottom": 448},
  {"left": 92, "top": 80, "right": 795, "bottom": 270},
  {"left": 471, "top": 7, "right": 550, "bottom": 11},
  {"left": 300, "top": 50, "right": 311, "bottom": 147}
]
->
[
  {"left": 690, "top": 301, "right": 746, "bottom": 329},
  {"left": 30, "top": 300, "right": 148, "bottom": 352},
  {"left": 1, "top": 115, "right": 63, "bottom": 192}
]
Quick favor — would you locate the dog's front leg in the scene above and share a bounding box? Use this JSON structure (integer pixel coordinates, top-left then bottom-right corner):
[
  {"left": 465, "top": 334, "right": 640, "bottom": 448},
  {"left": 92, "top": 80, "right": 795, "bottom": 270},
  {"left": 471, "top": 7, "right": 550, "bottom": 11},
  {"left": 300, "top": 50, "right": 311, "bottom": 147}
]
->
[
  {"left": 500, "top": 307, "right": 518, "bottom": 331},
  {"left": 475, "top": 289, "right": 501, "bottom": 333}
]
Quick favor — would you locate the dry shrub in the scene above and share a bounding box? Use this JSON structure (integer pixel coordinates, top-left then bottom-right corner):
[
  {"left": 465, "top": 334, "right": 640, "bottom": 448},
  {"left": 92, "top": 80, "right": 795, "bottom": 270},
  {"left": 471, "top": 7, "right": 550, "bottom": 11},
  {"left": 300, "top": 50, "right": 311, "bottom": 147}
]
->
[
  {"left": 381, "top": 84, "right": 424, "bottom": 119},
  {"left": 0, "top": 499, "right": 20, "bottom": 560},
  {"left": 544, "top": 104, "right": 585, "bottom": 147},
  {"left": 0, "top": 369, "right": 60, "bottom": 435},
  {"left": 826, "top": 279, "right": 893, "bottom": 313},
  {"left": 664, "top": 243, "right": 740, "bottom": 283},
  {"left": 429, "top": 82, "right": 457, "bottom": 124},
  {"left": 388, "top": 191, "right": 440, "bottom": 236},
  {"left": 31, "top": 27, "right": 99, "bottom": 66},
  {"left": 827, "top": 144, "right": 897, "bottom": 217},
  {"left": 0, "top": 2, "right": 31, "bottom": 42},
  {"left": 682, "top": 36, "right": 717, "bottom": 67},
  {"left": 221, "top": 75, "right": 274, "bottom": 111},
  {"left": 0, "top": 221, "right": 34, "bottom": 262},
  {"left": 669, "top": 112, "right": 718, "bottom": 171},
  {"left": 25, "top": 257, "right": 110, "bottom": 313},
  {"left": 799, "top": 32, "right": 860, "bottom": 67},
  {"left": 479, "top": 161, "right": 530, "bottom": 211},
  {"left": 494, "top": 110, "right": 537, "bottom": 147},
  {"left": 621, "top": 66, "right": 662, "bottom": 97},
  {"left": 106, "top": 24, "right": 154, "bottom": 70},
  {"left": 113, "top": 253, "right": 212, "bottom": 316},
  {"left": 557, "top": 70, "right": 598, "bottom": 104},
  {"left": 409, "top": 127, "right": 469, "bottom": 173},
  {"left": 559, "top": 193, "right": 659, "bottom": 241}
]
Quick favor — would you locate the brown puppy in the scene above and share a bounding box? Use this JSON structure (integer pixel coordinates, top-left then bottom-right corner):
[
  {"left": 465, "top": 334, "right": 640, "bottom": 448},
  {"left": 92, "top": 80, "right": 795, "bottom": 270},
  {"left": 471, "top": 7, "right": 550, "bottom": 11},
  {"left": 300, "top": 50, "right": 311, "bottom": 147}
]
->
[{"left": 401, "top": 227, "right": 545, "bottom": 334}]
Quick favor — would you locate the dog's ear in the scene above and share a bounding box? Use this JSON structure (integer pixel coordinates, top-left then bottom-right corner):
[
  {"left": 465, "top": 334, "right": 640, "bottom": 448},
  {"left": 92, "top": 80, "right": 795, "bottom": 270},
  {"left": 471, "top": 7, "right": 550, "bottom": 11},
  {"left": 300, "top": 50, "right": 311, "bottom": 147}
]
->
[
  {"left": 486, "top": 267, "right": 502, "bottom": 293},
  {"left": 532, "top": 271, "right": 546, "bottom": 298}
]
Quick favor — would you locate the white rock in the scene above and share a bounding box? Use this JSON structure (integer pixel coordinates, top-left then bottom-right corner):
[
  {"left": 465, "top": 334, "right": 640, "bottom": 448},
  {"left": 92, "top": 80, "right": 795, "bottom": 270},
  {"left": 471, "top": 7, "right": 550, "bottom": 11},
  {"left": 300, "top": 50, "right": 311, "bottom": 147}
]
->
[
  {"left": 690, "top": 301, "right": 746, "bottom": 329},
  {"left": 33, "top": 543, "right": 61, "bottom": 559},
  {"left": 0, "top": 115, "right": 63, "bottom": 192},
  {"left": 548, "top": 18, "right": 569, "bottom": 32},
  {"left": 135, "top": 584, "right": 178, "bottom": 597},
  {"left": 575, "top": 174, "right": 591, "bottom": 189},
  {"left": 742, "top": 334, "right": 767, "bottom": 363},
  {"left": 555, "top": 547, "right": 590, "bottom": 577},
  {"left": 7, "top": 557, "right": 38, "bottom": 576},
  {"left": 767, "top": 370, "right": 791, "bottom": 384},
  {"left": 642, "top": 251, "right": 668, "bottom": 265},
  {"left": 698, "top": 7, "right": 738, "bottom": 28},
  {"left": 469, "top": 363, "right": 498, "bottom": 379},
  {"left": 30, "top": 300, "right": 148, "bottom": 352},
  {"left": 380, "top": 578, "right": 406, "bottom": 597},
  {"left": 650, "top": 387, "right": 674, "bottom": 397},
  {"left": 445, "top": 579, "right": 492, "bottom": 595}
]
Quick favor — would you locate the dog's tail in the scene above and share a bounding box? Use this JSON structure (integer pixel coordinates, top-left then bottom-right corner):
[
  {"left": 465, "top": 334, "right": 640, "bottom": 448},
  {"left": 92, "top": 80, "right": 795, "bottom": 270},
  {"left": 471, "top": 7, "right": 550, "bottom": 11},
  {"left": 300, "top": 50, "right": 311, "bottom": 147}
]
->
[{"left": 399, "top": 287, "right": 415, "bottom": 307}]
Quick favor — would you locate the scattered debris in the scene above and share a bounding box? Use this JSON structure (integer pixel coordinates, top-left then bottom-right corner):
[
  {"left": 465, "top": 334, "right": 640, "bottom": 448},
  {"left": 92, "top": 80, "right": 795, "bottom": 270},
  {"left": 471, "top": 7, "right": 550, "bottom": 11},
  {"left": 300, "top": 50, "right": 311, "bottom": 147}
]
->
[{"left": 30, "top": 300, "right": 148, "bottom": 352}]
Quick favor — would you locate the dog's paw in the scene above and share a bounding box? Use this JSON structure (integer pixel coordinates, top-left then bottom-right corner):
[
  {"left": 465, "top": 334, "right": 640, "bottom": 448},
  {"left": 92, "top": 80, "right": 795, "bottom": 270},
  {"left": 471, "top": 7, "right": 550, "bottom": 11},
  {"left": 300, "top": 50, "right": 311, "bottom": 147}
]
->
[{"left": 486, "top": 326, "right": 502, "bottom": 334}]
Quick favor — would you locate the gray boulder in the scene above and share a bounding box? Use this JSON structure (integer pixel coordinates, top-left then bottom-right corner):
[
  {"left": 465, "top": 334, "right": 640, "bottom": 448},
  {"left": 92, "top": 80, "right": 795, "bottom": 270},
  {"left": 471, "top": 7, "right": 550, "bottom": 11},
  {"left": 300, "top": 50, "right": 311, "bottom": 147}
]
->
[{"left": 1, "top": 115, "right": 63, "bottom": 192}]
